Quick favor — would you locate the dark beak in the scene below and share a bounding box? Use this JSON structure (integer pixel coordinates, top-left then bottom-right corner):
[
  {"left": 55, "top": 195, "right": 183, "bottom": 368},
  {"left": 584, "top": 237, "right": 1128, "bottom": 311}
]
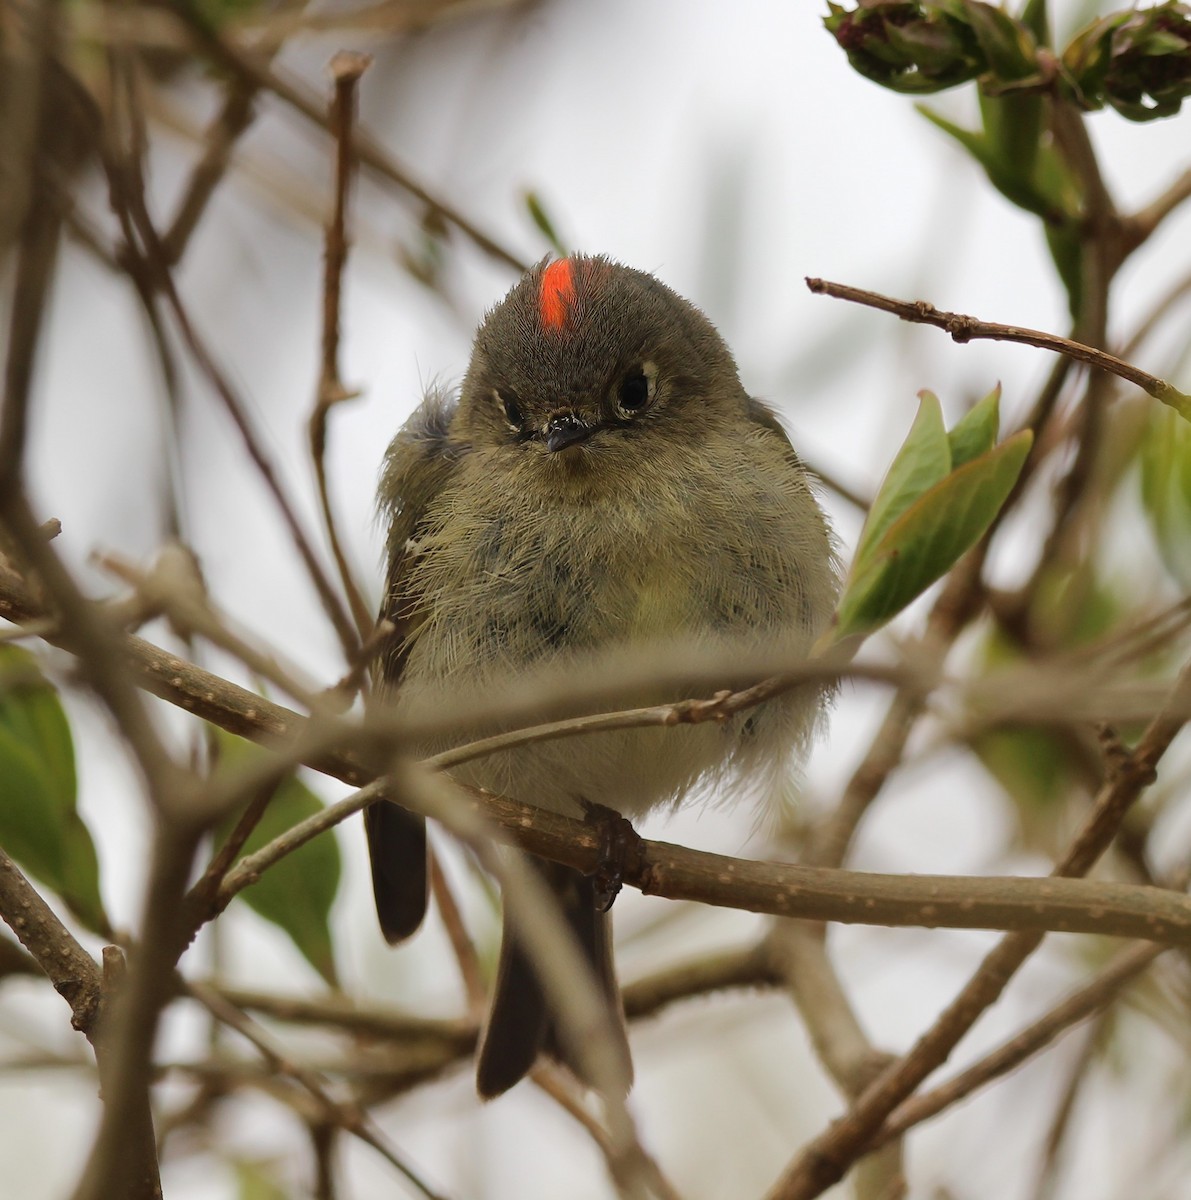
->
[{"left": 543, "top": 412, "right": 595, "bottom": 453}]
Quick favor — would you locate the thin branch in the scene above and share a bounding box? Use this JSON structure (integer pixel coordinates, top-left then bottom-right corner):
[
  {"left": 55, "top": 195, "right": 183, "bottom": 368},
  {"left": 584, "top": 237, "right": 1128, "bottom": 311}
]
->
[
  {"left": 623, "top": 945, "right": 775, "bottom": 1020},
  {"left": 530, "top": 1066, "right": 685, "bottom": 1200},
  {"left": 873, "top": 941, "right": 1164, "bottom": 1145},
  {"left": 0, "top": 563, "right": 1186, "bottom": 948},
  {"left": 187, "top": 981, "right": 451, "bottom": 1200},
  {"left": 72, "top": 824, "right": 201, "bottom": 1200},
  {"left": 765, "top": 924, "right": 904, "bottom": 1200},
  {"left": 97, "top": 547, "right": 329, "bottom": 711},
  {"left": 1, "top": 23, "right": 184, "bottom": 813},
  {"left": 99, "top": 136, "right": 363, "bottom": 661},
  {"left": 805, "top": 277, "right": 1190, "bottom": 415},
  {"left": 169, "top": 5, "right": 528, "bottom": 273},
  {"left": 214, "top": 765, "right": 1191, "bottom": 948},
  {"left": 0, "top": 849, "right": 161, "bottom": 1199},
  {"left": 309, "top": 50, "right": 375, "bottom": 641},
  {"left": 1028, "top": 1019, "right": 1102, "bottom": 1200},
  {"left": 162, "top": 81, "right": 258, "bottom": 265},
  {"left": 1123, "top": 165, "right": 1191, "bottom": 249},
  {"left": 213, "top": 985, "right": 473, "bottom": 1044},
  {"left": 0, "top": 848, "right": 102, "bottom": 1037},
  {"left": 427, "top": 848, "right": 486, "bottom": 1016},
  {"left": 763, "top": 657, "right": 1191, "bottom": 1200},
  {"left": 807, "top": 552, "right": 985, "bottom": 871},
  {"left": 388, "top": 761, "right": 652, "bottom": 1196},
  {"left": 803, "top": 457, "right": 870, "bottom": 514}
]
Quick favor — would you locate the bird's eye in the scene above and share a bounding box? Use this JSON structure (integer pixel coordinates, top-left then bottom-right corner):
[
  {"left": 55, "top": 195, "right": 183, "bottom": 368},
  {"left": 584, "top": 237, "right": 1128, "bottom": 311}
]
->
[
  {"left": 496, "top": 389, "right": 523, "bottom": 428},
  {"left": 616, "top": 363, "right": 657, "bottom": 416}
]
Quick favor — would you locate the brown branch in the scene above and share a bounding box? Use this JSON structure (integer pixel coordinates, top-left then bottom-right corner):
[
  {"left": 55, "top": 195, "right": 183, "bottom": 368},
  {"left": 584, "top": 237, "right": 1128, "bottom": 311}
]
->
[
  {"left": 0, "top": 848, "right": 102, "bottom": 1037},
  {"left": 168, "top": 6, "right": 528, "bottom": 273},
  {"left": 427, "top": 848, "right": 486, "bottom": 1017},
  {"left": 805, "top": 277, "right": 1191, "bottom": 417},
  {"left": 161, "top": 81, "right": 258, "bottom": 265},
  {"left": 0, "top": 850, "right": 162, "bottom": 1199},
  {"left": 217, "top": 943, "right": 771, "bottom": 1044},
  {"left": 0, "top": 562, "right": 1185, "bottom": 949},
  {"left": 873, "top": 941, "right": 1164, "bottom": 1145},
  {"left": 765, "top": 925, "right": 904, "bottom": 1198},
  {"left": 623, "top": 944, "right": 775, "bottom": 1020},
  {"left": 98, "top": 130, "right": 363, "bottom": 662},
  {"left": 530, "top": 1066, "right": 685, "bottom": 1200},
  {"left": 763, "top": 658, "right": 1191, "bottom": 1200},
  {"left": 309, "top": 51, "right": 375, "bottom": 642},
  {"left": 808, "top": 552, "right": 985, "bottom": 872},
  {"left": 1028, "top": 1017, "right": 1102, "bottom": 1200},
  {"left": 73, "top": 825, "right": 201, "bottom": 1200},
  {"left": 1, "top": 20, "right": 183, "bottom": 814},
  {"left": 233, "top": 0, "right": 532, "bottom": 43},
  {"left": 1123, "top": 166, "right": 1191, "bottom": 250},
  {"left": 187, "top": 981, "right": 451, "bottom": 1200}
]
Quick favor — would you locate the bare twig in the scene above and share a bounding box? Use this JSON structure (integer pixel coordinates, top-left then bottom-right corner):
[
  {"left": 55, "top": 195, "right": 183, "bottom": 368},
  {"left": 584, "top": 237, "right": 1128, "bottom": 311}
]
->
[
  {"left": 0, "top": 561, "right": 1185, "bottom": 948},
  {"left": 1123, "top": 166, "right": 1191, "bottom": 249},
  {"left": 1027, "top": 1020, "right": 1102, "bottom": 1200},
  {"left": 217, "top": 769, "right": 1191, "bottom": 947},
  {"left": 98, "top": 128, "right": 363, "bottom": 661},
  {"left": 2, "top": 18, "right": 184, "bottom": 813},
  {"left": 765, "top": 925, "right": 904, "bottom": 1200},
  {"left": 188, "top": 981, "right": 451, "bottom": 1200},
  {"left": 71, "top": 826, "right": 202, "bottom": 1200},
  {"left": 805, "top": 278, "right": 1190, "bottom": 416},
  {"left": 427, "top": 849, "right": 486, "bottom": 1016},
  {"left": 0, "top": 849, "right": 161, "bottom": 1200},
  {"left": 0, "top": 849, "right": 102, "bottom": 1038},
  {"left": 874, "top": 942, "right": 1164, "bottom": 1145},
  {"left": 168, "top": 7, "right": 528, "bottom": 273},
  {"left": 97, "top": 546, "right": 328, "bottom": 711},
  {"left": 309, "top": 51, "right": 375, "bottom": 641},
  {"left": 763, "top": 658, "right": 1191, "bottom": 1200},
  {"left": 162, "top": 82, "right": 258, "bottom": 265},
  {"left": 531, "top": 1066, "right": 685, "bottom": 1200}
]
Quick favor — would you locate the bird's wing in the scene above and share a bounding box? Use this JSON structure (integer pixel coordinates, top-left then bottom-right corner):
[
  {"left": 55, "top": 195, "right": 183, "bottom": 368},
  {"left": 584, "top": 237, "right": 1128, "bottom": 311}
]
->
[{"left": 366, "top": 390, "right": 465, "bottom": 943}]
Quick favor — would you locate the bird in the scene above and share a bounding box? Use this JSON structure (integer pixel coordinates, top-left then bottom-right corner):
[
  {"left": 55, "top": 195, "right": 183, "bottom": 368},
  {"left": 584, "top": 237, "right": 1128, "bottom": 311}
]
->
[{"left": 368, "top": 254, "right": 838, "bottom": 1097}]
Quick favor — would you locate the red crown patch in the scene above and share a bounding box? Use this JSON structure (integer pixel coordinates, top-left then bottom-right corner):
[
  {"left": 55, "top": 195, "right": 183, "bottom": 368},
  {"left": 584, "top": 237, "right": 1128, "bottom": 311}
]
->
[{"left": 538, "top": 258, "right": 577, "bottom": 332}]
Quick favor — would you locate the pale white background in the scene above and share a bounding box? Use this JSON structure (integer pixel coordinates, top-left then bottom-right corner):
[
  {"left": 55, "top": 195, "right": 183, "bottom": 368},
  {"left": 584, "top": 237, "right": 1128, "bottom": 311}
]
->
[{"left": 3, "top": 1, "right": 1191, "bottom": 1197}]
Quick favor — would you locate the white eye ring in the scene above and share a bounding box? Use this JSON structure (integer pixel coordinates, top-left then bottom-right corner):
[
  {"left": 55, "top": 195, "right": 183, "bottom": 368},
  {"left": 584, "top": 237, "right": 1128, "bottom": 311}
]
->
[
  {"left": 616, "top": 361, "right": 658, "bottom": 417},
  {"left": 495, "top": 388, "right": 523, "bottom": 428}
]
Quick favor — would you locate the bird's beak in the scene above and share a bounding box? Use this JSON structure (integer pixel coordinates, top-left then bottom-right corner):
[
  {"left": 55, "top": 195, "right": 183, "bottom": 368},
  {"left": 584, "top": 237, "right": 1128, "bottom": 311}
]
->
[{"left": 543, "top": 412, "right": 596, "bottom": 453}]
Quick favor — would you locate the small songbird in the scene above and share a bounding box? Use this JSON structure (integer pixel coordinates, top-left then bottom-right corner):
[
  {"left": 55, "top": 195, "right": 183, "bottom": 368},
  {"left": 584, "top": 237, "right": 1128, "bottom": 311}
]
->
[{"left": 369, "top": 255, "right": 838, "bottom": 1097}]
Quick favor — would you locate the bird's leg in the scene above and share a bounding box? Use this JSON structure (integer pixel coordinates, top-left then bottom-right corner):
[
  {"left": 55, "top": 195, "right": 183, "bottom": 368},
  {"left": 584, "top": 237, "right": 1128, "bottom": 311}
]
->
[{"left": 579, "top": 800, "right": 645, "bottom": 913}]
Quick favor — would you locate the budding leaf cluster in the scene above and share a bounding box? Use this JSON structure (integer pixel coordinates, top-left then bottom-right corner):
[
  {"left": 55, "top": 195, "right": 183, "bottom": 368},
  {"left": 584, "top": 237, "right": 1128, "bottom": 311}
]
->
[{"left": 825, "top": 1, "right": 1191, "bottom": 121}]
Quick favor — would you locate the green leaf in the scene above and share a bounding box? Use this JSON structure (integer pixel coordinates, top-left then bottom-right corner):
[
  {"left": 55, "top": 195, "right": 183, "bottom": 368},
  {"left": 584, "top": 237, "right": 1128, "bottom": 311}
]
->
[
  {"left": 1140, "top": 403, "right": 1191, "bottom": 584},
  {"left": 948, "top": 384, "right": 1002, "bottom": 468},
  {"left": 963, "top": 0, "right": 1037, "bottom": 79},
  {"left": 231, "top": 1159, "right": 289, "bottom": 1200},
  {"left": 214, "top": 733, "right": 341, "bottom": 986},
  {"left": 854, "top": 391, "right": 951, "bottom": 569},
  {"left": 918, "top": 103, "right": 1073, "bottom": 221},
  {"left": 524, "top": 191, "right": 569, "bottom": 258},
  {"left": 972, "top": 723, "right": 1072, "bottom": 811},
  {"left": 837, "top": 430, "right": 1033, "bottom": 638},
  {"left": 1019, "top": 0, "right": 1050, "bottom": 47},
  {"left": 0, "top": 646, "right": 108, "bottom": 934},
  {"left": 979, "top": 88, "right": 1043, "bottom": 187},
  {"left": 1044, "top": 220, "right": 1083, "bottom": 321}
]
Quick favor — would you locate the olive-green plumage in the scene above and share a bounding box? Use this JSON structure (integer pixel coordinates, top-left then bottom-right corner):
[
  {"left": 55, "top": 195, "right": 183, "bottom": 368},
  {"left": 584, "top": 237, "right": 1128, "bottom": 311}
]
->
[{"left": 370, "top": 255, "right": 838, "bottom": 1097}]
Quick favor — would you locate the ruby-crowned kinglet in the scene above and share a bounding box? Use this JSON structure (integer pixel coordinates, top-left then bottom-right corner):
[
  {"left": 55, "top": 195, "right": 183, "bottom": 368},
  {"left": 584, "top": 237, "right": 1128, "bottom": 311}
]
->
[{"left": 369, "top": 255, "right": 838, "bottom": 1097}]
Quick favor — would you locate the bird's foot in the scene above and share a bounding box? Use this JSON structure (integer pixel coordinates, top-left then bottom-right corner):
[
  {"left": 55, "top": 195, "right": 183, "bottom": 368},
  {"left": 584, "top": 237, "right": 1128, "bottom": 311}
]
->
[{"left": 579, "top": 801, "right": 645, "bottom": 913}]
